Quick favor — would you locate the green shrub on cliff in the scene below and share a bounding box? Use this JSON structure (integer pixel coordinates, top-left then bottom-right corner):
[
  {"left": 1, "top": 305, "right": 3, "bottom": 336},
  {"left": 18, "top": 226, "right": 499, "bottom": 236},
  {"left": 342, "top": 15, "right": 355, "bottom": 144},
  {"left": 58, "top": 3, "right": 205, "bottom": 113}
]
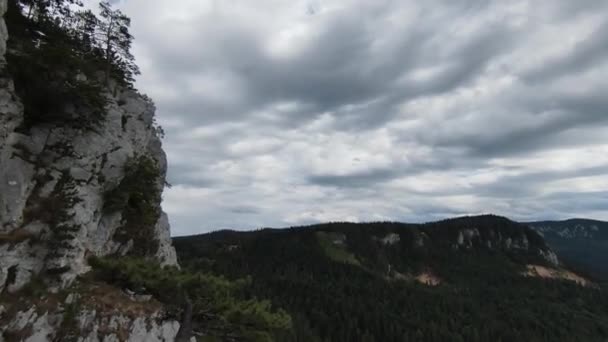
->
[
  {"left": 103, "top": 155, "right": 162, "bottom": 257},
  {"left": 89, "top": 256, "right": 292, "bottom": 341}
]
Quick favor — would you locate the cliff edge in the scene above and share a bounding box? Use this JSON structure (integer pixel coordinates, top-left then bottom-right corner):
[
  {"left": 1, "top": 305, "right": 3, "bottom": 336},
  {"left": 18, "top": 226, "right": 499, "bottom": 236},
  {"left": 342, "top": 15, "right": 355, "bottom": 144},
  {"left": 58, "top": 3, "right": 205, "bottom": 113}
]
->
[{"left": 0, "top": 0, "right": 183, "bottom": 340}]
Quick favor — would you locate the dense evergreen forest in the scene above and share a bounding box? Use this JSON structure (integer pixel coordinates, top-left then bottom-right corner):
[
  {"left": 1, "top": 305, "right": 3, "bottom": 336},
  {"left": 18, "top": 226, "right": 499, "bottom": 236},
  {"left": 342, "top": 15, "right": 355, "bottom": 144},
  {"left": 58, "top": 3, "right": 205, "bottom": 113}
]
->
[{"left": 174, "top": 215, "right": 608, "bottom": 342}]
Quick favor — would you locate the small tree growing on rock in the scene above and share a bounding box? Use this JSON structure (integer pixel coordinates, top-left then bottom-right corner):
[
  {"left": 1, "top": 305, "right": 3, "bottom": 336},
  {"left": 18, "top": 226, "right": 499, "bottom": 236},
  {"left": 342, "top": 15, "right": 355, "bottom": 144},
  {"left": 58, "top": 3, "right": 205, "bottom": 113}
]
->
[{"left": 97, "top": 1, "right": 140, "bottom": 86}]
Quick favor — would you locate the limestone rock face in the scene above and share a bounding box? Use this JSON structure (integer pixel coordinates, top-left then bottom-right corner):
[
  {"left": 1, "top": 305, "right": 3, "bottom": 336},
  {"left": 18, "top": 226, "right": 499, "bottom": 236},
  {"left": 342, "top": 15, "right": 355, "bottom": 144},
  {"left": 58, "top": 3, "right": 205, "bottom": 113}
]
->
[
  {"left": 379, "top": 233, "right": 400, "bottom": 245},
  {"left": 2, "top": 309, "right": 181, "bottom": 342},
  {"left": 0, "top": 0, "right": 7, "bottom": 63},
  {"left": 0, "top": 0, "right": 176, "bottom": 295},
  {"left": 0, "top": 0, "right": 181, "bottom": 339},
  {"left": 452, "top": 225, "right": 558, "bottom": 266},
  {"left": 0, "top": 283, "right": 187, "bottom": 342}
]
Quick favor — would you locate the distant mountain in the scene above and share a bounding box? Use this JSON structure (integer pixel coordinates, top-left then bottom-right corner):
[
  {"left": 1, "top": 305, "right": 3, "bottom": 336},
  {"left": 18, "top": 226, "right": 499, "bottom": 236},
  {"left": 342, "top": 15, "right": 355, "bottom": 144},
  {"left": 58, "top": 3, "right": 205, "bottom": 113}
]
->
[
  {"left": 174, "top": 215, "right": 608, "bottom": 342},
  {"left": 527, "top": 219, "right": 608, "bottom": 239},
  {"left": 527, "top": 219, "right": 608, "bottom": 281}
]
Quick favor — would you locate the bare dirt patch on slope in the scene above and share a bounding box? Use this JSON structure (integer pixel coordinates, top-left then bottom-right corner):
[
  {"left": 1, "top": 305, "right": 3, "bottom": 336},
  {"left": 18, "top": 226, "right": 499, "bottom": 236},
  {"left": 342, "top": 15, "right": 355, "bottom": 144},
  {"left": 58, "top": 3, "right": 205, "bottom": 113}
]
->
[{"left": 524, "top": 265, "right": 592, "bottom": 287}]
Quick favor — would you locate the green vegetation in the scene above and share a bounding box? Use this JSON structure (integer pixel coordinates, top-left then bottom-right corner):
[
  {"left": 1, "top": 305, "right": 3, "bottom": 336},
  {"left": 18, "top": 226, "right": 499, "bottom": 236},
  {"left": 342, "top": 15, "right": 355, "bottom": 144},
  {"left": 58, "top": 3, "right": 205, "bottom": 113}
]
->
[
  {"left": 316, "top": 231, "right": 360, "bottom": 265},
  {"left": 20, "top": 170, "right": 82, "bottom": 275},
  {"left": 41, "top": 171, "right": 81, "bottom": 265},
  {"left": 15, "top": 276, "right": 47, "bottom": 298},
  {"left": 174, "top": 216, "right": 608, "bottom": 342},
  {"left": 98, "top": 1, "right": 140, "bottom": 85},
  {"left": 4, "top": 0, "right": 140, "bottom": 130},
  {"left": 55, "top": 299, "right": 80, "bottom": 342},
  {"left": 88, "top": 256, "right": 292, "bottom": 341},
  {"left": 103, "top": 155, "right": 162, "bottom": 257}
]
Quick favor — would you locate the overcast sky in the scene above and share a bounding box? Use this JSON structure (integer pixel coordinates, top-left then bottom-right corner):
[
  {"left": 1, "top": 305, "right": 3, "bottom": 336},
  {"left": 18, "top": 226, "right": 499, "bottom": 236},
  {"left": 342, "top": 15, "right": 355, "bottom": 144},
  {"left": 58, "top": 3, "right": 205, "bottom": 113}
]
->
[{"left": 109, "top": 0, "right": 608, "bottom": 235}]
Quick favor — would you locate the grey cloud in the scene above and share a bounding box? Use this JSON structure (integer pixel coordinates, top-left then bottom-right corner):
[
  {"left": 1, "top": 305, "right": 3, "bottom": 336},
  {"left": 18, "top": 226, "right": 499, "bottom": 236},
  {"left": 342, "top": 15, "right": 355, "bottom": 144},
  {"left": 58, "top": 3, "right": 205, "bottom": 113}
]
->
[
  {"left": 466, "top": 115, "right": 608, "bottom": 158},
  {"left": 140, "top": 1, "right": 518, "bottom": 129},
  {"left": 544, "top": 191, "right": 608, "bottom": 213},
  {"left": 167, "top": 164, "right": 217, "bottom": 188},
  {"left": 550, "top": 0, "right": 608, "bottom": 20},
  {"left": 226, "top": 205, "right": 262, "bottom": 214},
  {"left": 307, "top": 168, "right": 400, "bottom": 188},
  {"left": 476, "top": 165, "right": 608, "bottom": 199},
  {"left": 417, "top": 86, "right": 608, "bottom": 159},
  {"left": 117, "top": 0, "right": 608, "bottom": 234},
  {"left": 305, "top": 148, "right": 485, "bottom": 190},
  {"left": 403, "top": 26, "right": 516, "bottom": 96},
  {"left": 523, "top": 19, "right": 608, "bottom": 83}
]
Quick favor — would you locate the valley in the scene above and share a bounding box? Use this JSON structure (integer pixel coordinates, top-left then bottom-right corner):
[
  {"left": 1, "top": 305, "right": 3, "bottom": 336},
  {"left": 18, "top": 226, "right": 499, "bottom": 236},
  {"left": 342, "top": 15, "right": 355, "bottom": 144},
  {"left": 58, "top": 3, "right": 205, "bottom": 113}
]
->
[{"left": 528, "top": 219, "right": 608, "bottom": 281}]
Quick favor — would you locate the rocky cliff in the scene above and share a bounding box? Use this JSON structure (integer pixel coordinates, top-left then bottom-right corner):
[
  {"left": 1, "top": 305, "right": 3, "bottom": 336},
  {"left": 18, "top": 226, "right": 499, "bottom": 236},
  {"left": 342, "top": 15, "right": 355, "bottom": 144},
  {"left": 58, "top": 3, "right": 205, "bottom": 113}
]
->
[{"left": 0, "top": 0, "right": 183, "bottom": 339}]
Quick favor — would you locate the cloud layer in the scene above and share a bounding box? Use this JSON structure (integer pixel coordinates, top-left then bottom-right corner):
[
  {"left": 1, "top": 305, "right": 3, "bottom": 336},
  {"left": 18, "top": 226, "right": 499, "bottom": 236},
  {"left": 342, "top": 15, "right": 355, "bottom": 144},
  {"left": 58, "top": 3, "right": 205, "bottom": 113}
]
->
[{"left": 114, "top": 0, "right": 608, "bottom": 235}]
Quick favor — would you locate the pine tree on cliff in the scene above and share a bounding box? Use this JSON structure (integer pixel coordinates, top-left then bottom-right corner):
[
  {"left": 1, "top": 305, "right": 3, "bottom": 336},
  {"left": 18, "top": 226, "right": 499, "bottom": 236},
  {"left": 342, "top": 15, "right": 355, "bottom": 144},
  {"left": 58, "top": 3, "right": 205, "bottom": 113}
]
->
[
  {"left": 72, "top": 9, "right": 98, "bottom": 52},
  {"left": 6, "top": 0, "right": 140, "bottom": 127},
  {"left": 97, "top": 1, "right": 139, "bottom": 86}
]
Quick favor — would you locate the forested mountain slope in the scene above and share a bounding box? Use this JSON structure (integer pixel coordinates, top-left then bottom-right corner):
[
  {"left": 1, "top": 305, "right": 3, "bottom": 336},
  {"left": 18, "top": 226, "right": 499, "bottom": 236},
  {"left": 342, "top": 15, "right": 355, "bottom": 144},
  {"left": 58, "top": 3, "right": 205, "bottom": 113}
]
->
[
  {"left": 174, "top": 215, "right": 608, "bottom": 342},
  {"left": 528, "top": 219, "right": 608, "bottom": 281}
]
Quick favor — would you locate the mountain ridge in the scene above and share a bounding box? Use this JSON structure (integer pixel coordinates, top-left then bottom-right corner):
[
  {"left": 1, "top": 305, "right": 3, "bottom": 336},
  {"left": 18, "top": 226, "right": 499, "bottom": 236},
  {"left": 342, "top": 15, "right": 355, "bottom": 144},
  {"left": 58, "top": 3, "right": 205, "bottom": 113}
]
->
[
  {"left": 174, "top": 215, "right": 577, "bottom": 286},
  {"left": 179, "top": 215, "right": 608, "bottom": 237},
  {"left": 526, "top": 219, "right": 608, "bottom": 281},
  {"left": 177, "top": 215, "right": 608, "bottom": 282},
  {"left": 173, "top": 214, "right": 608, "bottom": 341}
]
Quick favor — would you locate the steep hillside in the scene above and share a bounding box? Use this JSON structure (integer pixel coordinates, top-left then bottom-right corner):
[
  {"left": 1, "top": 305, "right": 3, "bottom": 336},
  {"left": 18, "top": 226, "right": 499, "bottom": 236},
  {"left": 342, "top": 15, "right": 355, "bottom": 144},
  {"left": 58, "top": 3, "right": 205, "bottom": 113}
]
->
[
  {"left": 174, "top": 215, "right": 608, "bottom": 342},
  {"left": 527, "top": 219, "right": 608, "bottom": 281}
]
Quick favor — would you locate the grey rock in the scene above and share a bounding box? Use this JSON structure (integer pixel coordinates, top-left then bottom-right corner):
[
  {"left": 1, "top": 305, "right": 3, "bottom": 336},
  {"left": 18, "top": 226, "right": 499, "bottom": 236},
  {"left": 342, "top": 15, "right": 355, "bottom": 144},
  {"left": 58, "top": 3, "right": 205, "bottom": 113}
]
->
[
  {"left": 539, "top": 249, "right": 559, "bottom": 266},
  {"left": 379, "top": 233, "right": 400, "bottom": 245},
  {"left": 0, "top": 42, "right": 177, "bottom": 294},
  {"left": 0, "top": 0, "right": 6, "bottom": 64},
  {"left": 65, "top": 293, "right": 78, "bottom": 305},
  {"left": 156, "top": 212, "right": 179, "bottom": 267},
  {"left": 0, "top": 1, "right": 181, "bottom": 339},
  {"left": 134, "top": 294, "right": 153, "bottom": 302},
  {"left": 3, "top": 307, "right": 181, "bottom": 342}
]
